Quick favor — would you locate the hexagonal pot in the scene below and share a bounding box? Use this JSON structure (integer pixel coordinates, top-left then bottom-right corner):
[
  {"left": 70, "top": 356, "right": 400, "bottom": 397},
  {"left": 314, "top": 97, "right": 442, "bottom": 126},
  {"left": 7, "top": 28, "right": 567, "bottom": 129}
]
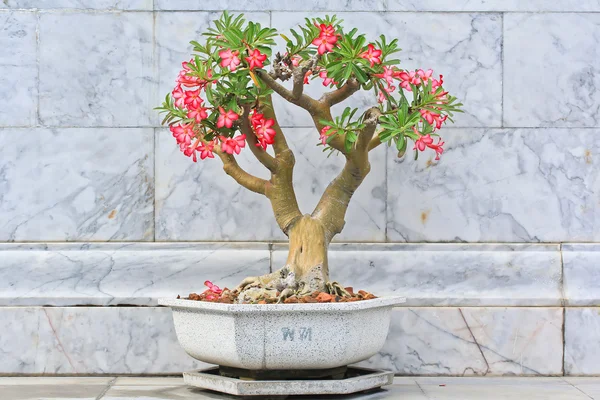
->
[{"left": 159, "top": 296, "right": 405, "bottom": 370}]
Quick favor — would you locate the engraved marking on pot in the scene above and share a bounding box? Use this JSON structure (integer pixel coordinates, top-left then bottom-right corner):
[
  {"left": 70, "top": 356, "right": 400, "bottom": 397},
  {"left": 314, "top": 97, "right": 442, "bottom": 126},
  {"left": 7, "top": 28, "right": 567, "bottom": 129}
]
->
[{"left": 282, "top": 327, "right": 312, "bottom": 341}]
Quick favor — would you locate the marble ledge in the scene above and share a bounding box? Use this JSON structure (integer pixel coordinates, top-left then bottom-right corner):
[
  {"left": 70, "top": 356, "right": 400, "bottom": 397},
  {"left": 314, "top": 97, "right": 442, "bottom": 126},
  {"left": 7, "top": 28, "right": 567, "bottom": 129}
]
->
[
  {"left": 0, "top": 242, "right": 271, "bottom": 306},
  {"left": 0, "top": 242, "right": 567, "bottom": 307},
  {"left": 274, "top": 243, "right": 563, "bottom": 307},
  {"left": 563, "top": 244, "right": 600, "bottom": 306}
]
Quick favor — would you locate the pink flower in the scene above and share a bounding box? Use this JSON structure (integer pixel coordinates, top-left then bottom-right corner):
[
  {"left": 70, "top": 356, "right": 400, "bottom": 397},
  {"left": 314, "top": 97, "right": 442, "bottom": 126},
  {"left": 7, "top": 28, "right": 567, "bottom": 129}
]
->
[
  {"left": 303, "top": 70, "right": 312, "bottom": 85},
  {"left": 413, "top": 131, "right": 434, "bottom": 151},
  {"left": 360, "top": 44, "right": 382, "bottom": 67},
  {"left": 374, "top": 66, "right": 395, "bottom": 86},
  {"left": 176, "top": 70, "right": 201, "bottom": 87},
  {"left": 413, "top": 130, "right": 445, "bottom": 160},
  {"left": 319, "top": 70, "right": 337, "bottom": 87},
  {"left": 187, "top": 107, "right": 208, "bottom": 123},
  {"left": 216, "top": 107, "right": 239, "bottom": 129},
  {"left": 203, "top": 280, "right": 223, "bottom": 295},
  {"left": 397, "top": 70, "right": 421, "bottom": 91},
  {"left": 198, "top": 141, "right": 215, "bottom": 160},
  {"left": 184, "top": 89, "right": 203, "bottom": 109},
  {"left": 312, "top": 35, "right": 337, "bottom": 55},
  {"left": 170, "top": 123, "right": 194, "bottom": 146},
  {"left": 378, "top": 85, "right": 396, "bottom": 103},
  {"left": 183, "top": 144, "right": 199, "bottom": 162},
  {"left": 251, "top": 111, "right": 265, "bottom": 128},
  {"left": 320, "top": 126, "right": 335, "bottom": 145},
  {"left": 417, "top": 69, "right": 433, "bottom": 84},
  {"left": 220, "top": 134, "right": 247, "bottom": 155},
  {"left": 291, "top": 55, "right": 301, "bottom": 67},
  {"left": 420, "top": 109, "right": 447, "bottom": 130},
  {"left": 255, "top": 119, "right": 276, "bottom": 144},
  {"left": 431, "top": 74, "right": 444, "bottom": 89},
  {"left": 245, "top": 49, "right": 267, "bottom": 70},
  {"left": 430, "top": 138, "right": 445, "bottom": 160},
  {"left": 171, "top": 85, "right": 185, "bottom": 108},
  {"left": 316, "top": 24, "right": 336, "bottom": 39},
  {"left": 219, "top": 49, "right": 241, "bottom": 71}
]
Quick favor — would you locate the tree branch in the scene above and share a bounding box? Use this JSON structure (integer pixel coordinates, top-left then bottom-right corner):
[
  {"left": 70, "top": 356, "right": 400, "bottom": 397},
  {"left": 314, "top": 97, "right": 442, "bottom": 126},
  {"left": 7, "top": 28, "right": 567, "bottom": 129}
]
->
[
  {"left": 368, "top": 136, "right": 382, "bottom": 151},
  {"left": 311, "top": 107, "right": 382, "bottom": 240},
  {"left": 320, "top": 78, "right": 360, "bottom": 106},
  {"left": 255, "top": 69, "right": 320, "bottom": 114},
  {"left": 215, "top": 149, "right": 268, "bottom": 195},
  {"left": 310, "top": 108, "right": 348, "bottom": 155},
  {"left": 239, "top": 107, "right": 277, "bottom": 172},
  {"left": 260, "top": 97, "right": 291, "bottom": 157},
  {"left": 291, "top": 55, "right": 319, "bottom": 101}
]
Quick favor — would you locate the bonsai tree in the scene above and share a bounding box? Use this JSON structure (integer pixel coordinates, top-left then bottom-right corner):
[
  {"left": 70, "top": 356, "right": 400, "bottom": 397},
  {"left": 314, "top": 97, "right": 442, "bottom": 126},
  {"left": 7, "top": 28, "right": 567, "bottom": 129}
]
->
[{"left": 157, "top": 12, "right": 462, "bottom": 303}]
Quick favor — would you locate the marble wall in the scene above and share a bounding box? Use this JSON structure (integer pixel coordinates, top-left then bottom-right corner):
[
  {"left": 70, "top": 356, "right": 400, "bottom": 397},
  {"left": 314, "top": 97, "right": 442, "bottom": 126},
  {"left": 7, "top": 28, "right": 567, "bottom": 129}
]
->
[{"left": 1, "top": 1, "right": 599, "bottom": 376}]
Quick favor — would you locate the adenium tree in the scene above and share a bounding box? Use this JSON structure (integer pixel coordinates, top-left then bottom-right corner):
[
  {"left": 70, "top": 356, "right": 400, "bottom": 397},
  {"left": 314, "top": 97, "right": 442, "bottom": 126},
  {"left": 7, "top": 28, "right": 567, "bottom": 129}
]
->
[{"left": 157, "top": 12, "right": 462, "bottom": 303}]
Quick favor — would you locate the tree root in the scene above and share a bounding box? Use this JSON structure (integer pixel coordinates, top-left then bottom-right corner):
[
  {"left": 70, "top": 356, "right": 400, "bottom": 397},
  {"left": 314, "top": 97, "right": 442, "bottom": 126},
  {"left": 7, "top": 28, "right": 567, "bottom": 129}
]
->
[{"left": 234, "top": 267, "right": 353, "bottom": 304}]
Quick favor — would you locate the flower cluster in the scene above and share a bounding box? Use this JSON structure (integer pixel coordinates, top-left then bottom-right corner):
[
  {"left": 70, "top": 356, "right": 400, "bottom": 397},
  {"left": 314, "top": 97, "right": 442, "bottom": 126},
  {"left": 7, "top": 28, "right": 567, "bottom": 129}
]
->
[
  {"left": 372, "top": 66, "right": 453, "bottom": 160},
  {"left": 164, "top": 41, "right": 276, "bottom": 162},
  {"left": 312, "top": 24, "right": 339, "bottom": 55},
  {"left": 413, "top": 128, "right": 445, "bottom": 160},
  {"left": 251, "top": 111, "right": 277, "bottom": 149},
  {"left": 158, "top": 12, "right": 462, "bottom": 167}
]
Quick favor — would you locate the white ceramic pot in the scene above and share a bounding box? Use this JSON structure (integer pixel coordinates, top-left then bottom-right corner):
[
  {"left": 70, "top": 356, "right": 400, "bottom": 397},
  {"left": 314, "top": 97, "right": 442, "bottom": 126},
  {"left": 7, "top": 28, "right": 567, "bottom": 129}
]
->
[{"left": 159, "top": 296, "right": 405, "bottom": 370}]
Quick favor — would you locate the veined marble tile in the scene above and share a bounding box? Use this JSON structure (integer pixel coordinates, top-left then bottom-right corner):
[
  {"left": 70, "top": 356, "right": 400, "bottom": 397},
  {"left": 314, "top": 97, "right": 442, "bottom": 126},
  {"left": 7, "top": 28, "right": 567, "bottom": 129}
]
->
[
  {"left": 0, "top": 128, "right": 154, "bottom": 241},
  {"left": 504, "top": 14, "right": 600, "bottom": 127},
  {"left": 565, "top": 308, "right": 600, "bottom": 375},
  {"left": 154, "top": 0, "right": 600, "bottom": 12},
  {"left": 270, "top": 12, "right": 502, "bottom": 128},
  {"left": 387, "top": 128, "right": 600, "bottom": 242},
  {"left": 155, "top": 11, "right": 270, "bottom": 126},
  {"left": 272, "top": 243, "right": 562, "bottom": 306},
  {"left": 155, "top": 128, "right": 385, "bottom": 241},
  {"left": 0, "top": 243, "right": 270, "bottom": 306},
  {"left": 0, "top": 307, "right": 208, "bottom": 374},
  {"left": 0, "top": 11, "right": 37, "bottom": 126},
  {"left": 38, "top": 12, "right": 155, "bottom": 126},
  {"left": 1, "top": 0, "right": 152, "bottom": 9},
  {"left": 360, "top": 307, "right": 563, "bottom": 376},
  {"left": 563, "top": 244, "right": 600, "bottom": 306}
]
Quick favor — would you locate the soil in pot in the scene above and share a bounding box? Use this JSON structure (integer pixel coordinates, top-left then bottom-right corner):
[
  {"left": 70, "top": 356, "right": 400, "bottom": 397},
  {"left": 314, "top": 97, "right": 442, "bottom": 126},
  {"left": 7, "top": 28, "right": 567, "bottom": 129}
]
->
[{"left": 177, "top": 280, "right": 377, "bottom": 304}]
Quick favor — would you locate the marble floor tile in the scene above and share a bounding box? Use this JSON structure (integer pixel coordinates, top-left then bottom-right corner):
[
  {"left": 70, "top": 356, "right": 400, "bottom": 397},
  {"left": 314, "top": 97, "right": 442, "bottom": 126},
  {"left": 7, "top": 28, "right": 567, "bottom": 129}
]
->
[{"left": 0, "top": 377, "right": 112, "bottom": 400}]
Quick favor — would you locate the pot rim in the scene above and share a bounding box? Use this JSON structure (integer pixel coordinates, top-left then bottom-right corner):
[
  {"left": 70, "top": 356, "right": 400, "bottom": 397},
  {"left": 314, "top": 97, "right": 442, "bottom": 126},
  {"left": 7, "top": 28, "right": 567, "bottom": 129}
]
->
[{"left": 158, "top": 295, "right": 406, "bottom": 313}]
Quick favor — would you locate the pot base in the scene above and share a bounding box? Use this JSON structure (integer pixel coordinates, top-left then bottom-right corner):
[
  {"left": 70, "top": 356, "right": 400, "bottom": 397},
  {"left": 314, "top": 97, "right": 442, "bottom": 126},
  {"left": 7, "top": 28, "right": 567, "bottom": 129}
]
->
[{"left": 184, "top": 366, "right": 394, "bottom": 397}]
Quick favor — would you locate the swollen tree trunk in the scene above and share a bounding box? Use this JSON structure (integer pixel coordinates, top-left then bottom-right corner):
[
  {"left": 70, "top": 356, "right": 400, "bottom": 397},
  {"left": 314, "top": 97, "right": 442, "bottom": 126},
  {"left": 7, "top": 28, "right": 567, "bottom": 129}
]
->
[{"left": 284, "top": 215, "right": 329, "bottom": 293}]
